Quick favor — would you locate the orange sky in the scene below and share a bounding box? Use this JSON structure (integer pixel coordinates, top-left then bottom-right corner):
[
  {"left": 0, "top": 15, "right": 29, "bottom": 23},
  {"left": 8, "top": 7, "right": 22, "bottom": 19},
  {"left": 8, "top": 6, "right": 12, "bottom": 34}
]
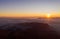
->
[
  {"left": 0, "top": 13, "right": 60, "bottom": 17},
  {"left": 0, "top": 0, "right": 60, "bottom": 18}
]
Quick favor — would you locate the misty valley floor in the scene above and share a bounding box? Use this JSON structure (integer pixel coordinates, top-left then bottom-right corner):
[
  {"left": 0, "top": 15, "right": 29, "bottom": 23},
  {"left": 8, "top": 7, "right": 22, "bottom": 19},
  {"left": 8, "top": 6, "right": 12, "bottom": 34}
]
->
[{"left": 0, "top": 22, "right": 60, "bottom": 39}]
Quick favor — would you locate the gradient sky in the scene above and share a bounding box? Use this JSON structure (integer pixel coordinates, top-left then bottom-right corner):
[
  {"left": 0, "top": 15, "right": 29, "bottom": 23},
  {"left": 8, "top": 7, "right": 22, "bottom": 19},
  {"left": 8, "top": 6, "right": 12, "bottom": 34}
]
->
[{"left": 0, "top": 0, "right": 60, "bottom": 17}]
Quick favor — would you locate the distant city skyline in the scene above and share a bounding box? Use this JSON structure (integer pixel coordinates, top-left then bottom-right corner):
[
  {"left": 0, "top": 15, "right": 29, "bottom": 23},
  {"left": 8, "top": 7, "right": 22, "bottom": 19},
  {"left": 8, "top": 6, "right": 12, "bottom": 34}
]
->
[{"left": 0, "top": 0, "right": 60, "bottom": 17}]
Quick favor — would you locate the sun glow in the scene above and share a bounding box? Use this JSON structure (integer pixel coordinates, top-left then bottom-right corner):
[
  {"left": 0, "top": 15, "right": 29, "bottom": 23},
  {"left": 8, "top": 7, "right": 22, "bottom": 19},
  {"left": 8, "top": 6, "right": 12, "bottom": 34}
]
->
[{"left": 47, "top": 14, "right": 51, "bottom": 18}]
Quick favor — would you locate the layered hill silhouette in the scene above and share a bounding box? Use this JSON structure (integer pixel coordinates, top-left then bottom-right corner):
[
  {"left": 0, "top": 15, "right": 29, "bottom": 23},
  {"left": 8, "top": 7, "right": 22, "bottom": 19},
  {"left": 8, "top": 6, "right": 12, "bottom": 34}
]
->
[{"left": 0, "top": 22, "right": 59, "bottom": 39}]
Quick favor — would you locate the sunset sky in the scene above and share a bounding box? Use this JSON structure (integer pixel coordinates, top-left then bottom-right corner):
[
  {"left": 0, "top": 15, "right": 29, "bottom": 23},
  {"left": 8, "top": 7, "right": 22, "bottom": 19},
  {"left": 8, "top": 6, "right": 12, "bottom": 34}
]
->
[{"left": 0, "top": 0, "right": 60, "bottom": 17}]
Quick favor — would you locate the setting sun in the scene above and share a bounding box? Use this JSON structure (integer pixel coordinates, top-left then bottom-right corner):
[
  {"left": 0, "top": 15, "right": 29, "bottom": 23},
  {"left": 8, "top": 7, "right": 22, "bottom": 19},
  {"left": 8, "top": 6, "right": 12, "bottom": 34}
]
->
[{"left": 47, "top": 14, "right": 51, "bottom": 18}]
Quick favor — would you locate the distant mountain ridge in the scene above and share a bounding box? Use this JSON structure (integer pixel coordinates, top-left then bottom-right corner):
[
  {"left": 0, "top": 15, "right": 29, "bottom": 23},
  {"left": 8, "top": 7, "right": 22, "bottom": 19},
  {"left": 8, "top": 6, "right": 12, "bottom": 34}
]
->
[{"left": 0, "top": 22, "right": 51, "bottom": 31}]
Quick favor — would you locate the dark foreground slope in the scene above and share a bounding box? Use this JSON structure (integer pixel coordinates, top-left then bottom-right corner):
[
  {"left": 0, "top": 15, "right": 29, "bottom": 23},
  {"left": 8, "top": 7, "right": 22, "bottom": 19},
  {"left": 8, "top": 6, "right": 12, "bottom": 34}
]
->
[{"left": 0, "top": 22, "right": 59, "bottom": 39}]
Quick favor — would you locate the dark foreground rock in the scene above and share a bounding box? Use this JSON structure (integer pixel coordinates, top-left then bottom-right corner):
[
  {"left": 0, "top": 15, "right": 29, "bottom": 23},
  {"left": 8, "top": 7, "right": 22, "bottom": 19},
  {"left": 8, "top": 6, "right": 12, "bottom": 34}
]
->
[{"left": 0, "top": 22, "right": 60, "bottom": 39}]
